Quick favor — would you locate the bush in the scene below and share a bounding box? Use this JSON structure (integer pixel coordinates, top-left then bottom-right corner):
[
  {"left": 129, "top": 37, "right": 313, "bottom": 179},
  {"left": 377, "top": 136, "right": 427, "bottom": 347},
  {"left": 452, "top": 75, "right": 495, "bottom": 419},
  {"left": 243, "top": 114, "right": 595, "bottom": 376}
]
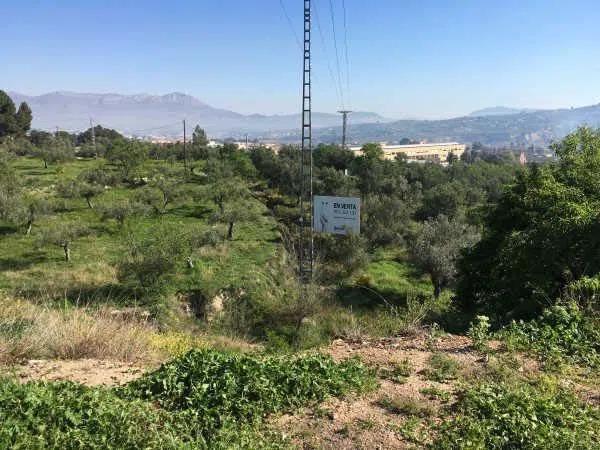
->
[
  {"left": 121, "top": 349, "right": 376, "bottom": 438},
  {"left": 433, "top": 378, "right": 600, "bottom": 449},
  {"left": 0, "top": 380, "right": 204, "bottom": 449},
  {"left": 500, "top": 303, "right": 600, "bottom": 368}
]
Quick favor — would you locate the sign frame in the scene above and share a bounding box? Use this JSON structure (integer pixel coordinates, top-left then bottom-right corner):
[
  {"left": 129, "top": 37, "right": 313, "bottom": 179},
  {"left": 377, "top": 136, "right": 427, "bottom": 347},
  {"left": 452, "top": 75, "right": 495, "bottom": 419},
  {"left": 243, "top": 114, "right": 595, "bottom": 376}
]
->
[{"left": 313, "top": 195, "right": 361, "bottom": 236}]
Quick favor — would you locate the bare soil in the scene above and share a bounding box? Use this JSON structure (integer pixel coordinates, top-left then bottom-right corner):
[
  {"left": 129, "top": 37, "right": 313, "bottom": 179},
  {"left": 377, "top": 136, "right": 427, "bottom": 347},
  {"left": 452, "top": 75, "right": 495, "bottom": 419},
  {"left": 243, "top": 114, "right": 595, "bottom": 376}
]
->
[
  {"left": 14, "top": 359, "right": 151, "bottom": 386},
  {"left": 277, "top": 332, "right": 488, "bottom": 450}
]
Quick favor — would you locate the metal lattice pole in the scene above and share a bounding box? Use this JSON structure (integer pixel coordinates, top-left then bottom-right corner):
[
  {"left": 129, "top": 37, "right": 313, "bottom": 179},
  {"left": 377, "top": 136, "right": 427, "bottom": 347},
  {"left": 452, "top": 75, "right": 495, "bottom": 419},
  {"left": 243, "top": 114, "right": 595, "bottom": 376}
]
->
[
  {"left": 338, "top": 110, "right": 352, "bottom": 150},
  {"left": 299, "top": 0, "right": 313, "bottom": 283}
]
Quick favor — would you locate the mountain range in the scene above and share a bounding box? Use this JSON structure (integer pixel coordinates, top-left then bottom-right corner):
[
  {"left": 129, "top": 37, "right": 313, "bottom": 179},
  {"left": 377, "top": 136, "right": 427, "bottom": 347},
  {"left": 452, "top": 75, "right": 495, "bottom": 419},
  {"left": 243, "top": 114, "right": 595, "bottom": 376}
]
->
[
  {"left": 309, "top": 104, "right": 600, "bottom": 147},
  {"left": 8, "top": 91, "right": 600, "bottom": 147},
  {"left": 7, "top": 91, "right": 390, "bottom": 139}
]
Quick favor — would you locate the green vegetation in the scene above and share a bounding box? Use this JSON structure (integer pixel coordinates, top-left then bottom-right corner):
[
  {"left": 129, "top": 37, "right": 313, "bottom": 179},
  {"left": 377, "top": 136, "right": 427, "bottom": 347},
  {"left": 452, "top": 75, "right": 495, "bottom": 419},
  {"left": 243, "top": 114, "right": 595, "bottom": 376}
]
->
[
  {"left": 433, "top": 378, "right": 600, "bottom": 449},
  {"left": 1, "top": 98, "right": 599, "bottom": 448},
  {"left": 423, "top": 353, "right": 461, "bottom": 383},
  {"left": 0, "top": 349, "right": 373, "bottom": 449},
  {"left": 458, "top": 127, "right": 600, "bottom": 324},
  {"left": 501, "top": 303, "right": 600, "bottom": 368}
]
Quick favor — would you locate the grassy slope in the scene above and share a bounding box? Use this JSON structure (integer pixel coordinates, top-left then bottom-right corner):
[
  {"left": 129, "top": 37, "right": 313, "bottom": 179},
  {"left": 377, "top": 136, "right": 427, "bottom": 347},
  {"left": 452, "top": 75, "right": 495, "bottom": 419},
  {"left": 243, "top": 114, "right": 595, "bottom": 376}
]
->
[{"left": 0, "top": 157, "right": 279, "bottom": 308}]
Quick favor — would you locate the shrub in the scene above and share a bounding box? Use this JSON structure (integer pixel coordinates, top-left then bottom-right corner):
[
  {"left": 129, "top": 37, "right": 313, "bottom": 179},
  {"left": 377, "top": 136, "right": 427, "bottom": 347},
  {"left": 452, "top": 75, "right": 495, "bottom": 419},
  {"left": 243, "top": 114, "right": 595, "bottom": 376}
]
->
[
  {"left": 0, "top": 379, "right": 204, "bottom": 449},
  {"left": 433, "top": 378, "right": 600, "bottom": 449},
  {"left": 500, "top": 303, "right": 600, "bottom": 368},
  {"left": 121, "top": 349, "right": 376, "bottom": 438}
]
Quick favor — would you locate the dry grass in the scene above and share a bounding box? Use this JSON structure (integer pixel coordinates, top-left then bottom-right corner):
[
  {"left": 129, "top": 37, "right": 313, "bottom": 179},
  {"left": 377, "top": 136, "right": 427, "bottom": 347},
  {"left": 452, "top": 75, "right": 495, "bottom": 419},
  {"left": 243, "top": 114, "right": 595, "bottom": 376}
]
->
[{"left": 0, "top": 296, "right": 157, "bottom": 364}]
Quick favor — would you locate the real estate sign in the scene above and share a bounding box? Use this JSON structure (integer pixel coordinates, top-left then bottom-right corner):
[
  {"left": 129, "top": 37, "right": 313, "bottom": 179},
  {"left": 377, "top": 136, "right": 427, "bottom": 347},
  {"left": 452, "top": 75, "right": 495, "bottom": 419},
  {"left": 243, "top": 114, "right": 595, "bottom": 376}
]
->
[{"left": 313, "top": 196, "right": 361, "bottom": 235}]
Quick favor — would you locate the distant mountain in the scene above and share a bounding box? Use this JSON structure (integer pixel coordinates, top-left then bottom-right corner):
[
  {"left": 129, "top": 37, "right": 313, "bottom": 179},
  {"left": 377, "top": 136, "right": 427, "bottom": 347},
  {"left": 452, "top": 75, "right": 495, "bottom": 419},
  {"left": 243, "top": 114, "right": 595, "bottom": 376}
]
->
[
  {"left": 469, "top": 106, "right": 538, "bottom": 117},
  {"left": 305, "top": 104, "right": 600, "bottom": 147},
  {"left": 7, "top": 91, "right": 391, "bottom": 138}
]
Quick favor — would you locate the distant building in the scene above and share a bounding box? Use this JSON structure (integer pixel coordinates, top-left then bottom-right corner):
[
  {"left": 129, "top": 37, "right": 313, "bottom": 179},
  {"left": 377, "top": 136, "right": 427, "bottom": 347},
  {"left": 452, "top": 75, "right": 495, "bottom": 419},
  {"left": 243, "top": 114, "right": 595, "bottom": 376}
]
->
[{"left": 349, "top": 142, "right": 466, "bottom": 164}]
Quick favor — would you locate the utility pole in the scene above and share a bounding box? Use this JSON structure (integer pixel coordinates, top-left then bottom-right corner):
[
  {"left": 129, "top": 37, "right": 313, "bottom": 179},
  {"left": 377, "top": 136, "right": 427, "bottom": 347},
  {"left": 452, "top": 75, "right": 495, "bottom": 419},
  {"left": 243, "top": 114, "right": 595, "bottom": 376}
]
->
[
  {"left": 338, "top": 110, "right": 352, "bottom": 150},
  {"left": 183, "top": 119, "right": 188, "bottom": 176},
  {"left": 298, "top": 0, "right": 313, "bottom": 283},
  {"left": 89, "top": 118, "right": 97, "bottom": 157},
  {"left": 245, "top": 133, "right": 249, "bottom": 151}
]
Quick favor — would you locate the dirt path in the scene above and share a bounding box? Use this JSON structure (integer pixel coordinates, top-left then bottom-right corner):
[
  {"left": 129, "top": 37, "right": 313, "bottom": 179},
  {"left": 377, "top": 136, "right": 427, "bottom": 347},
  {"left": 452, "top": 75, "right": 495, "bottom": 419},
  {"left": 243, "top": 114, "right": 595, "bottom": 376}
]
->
[{"left": 14, "top": 359, "right": 151, "bottom": 386}]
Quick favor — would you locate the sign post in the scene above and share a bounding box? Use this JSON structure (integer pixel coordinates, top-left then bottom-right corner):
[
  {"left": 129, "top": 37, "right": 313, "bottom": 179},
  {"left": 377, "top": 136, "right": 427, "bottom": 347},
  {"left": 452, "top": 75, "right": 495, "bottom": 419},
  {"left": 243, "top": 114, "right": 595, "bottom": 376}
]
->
[{"left": 313, "top": 196, "right": 361, "bottom": 235}]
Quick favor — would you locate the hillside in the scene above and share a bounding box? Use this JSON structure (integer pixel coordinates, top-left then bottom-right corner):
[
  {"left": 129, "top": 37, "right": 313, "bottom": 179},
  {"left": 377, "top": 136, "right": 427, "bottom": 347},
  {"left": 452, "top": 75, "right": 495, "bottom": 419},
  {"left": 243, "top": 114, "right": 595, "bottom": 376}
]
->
[
  {"left": 307, "top": 103, "right": 600, "bottom": 147},
  {"left": 8, "top": 91, "right": 390, "bottom": 138}
]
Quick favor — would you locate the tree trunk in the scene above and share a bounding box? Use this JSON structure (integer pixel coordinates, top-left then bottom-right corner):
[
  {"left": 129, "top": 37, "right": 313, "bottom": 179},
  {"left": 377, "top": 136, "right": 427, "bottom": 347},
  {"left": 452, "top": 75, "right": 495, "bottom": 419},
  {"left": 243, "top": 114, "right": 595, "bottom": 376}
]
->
[
  {"left": 25, "top": 220, "right": 33, "bottom": 235},
  {"left": 63, "top": 244, "right": 70, "bottom": 262},
  {"left": 43, "top": 160, "right": 48, "bottom": 169},
  {"left": 433, "top": 282, "right": 442, "bottom": 299},
  {"left": 85, "top": 197, "right": 94, "bottom": 209},
  {"left": 227, "top": 221, "right": 234, "bottom": 240}
]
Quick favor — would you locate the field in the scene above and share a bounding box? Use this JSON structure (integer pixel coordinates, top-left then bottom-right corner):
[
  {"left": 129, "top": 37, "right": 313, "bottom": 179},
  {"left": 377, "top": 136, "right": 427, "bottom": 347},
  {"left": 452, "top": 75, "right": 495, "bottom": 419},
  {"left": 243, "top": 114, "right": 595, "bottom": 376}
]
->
[{"left": 1, "top": 148, "right": 599, "bottom": 449}]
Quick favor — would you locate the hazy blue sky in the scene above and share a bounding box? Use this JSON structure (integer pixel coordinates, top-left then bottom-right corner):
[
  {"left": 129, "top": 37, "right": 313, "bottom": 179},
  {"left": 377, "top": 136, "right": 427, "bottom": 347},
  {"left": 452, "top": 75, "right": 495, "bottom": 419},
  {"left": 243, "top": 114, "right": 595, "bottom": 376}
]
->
[{"left": 2, "top": 0, "right": 600, "bottom": 118}]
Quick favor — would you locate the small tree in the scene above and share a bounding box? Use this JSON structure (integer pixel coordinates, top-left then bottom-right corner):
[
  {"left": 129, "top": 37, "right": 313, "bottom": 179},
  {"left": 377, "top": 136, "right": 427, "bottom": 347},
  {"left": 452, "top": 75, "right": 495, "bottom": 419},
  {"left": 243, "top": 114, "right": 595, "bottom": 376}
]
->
[
  {"left": 15, "top": 102, "right": 32, "bottom": 136},
  {"left": 57, "top": 178, "right": 104, "bottom": 209},
  {"left": 210, "top": 199, "right": 260, "bottom": 240},
  {"left": 35, "top": 136, "right": 74, "bottom": 169},
  {"left": 105, "top": 139, "right": 148, "bottom": 181},
  {"left": 410, "top": 215, "right": 479, "bottom": 298},
  {"left": 117, "top": 224, "right": 192, "bottom": 308},
  {"left": 98, "top": 198, "right": 149, "bottom": 228},
  {"left": 38, "top": 222, "right": 90, "bottom": 261},
  {"left": 0, "top": 152, "right": 21, "bottom": 222},
  {"left": 192, "top": 125, "right": 208, "bottom": 146},
  {"left": 19, "top": 196, "right": 53, "bottom": 235}
]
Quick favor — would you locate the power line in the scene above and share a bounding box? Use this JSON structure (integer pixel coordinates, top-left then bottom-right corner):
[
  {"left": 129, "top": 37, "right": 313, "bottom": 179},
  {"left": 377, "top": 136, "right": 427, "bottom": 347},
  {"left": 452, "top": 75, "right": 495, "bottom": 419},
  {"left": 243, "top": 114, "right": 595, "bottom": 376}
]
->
[
  {"left": 313, "top": 0, "right": 343, "bottom": 108},
  {"left": 327, "top": 0, "right": 345, "bottom": 109},
  {"left": 341, "top": 0, "right": 351, "bottom": 105},
  {"left": 278, "top": 0, "right": 303, "bottom": 50}
]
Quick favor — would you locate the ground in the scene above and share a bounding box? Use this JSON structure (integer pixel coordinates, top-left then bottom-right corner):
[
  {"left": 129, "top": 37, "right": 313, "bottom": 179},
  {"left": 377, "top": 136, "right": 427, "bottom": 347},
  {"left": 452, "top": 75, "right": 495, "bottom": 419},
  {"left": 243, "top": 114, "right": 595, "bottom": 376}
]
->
[{"left": 2, "top": 331, "right": 533, "bottom": 449}]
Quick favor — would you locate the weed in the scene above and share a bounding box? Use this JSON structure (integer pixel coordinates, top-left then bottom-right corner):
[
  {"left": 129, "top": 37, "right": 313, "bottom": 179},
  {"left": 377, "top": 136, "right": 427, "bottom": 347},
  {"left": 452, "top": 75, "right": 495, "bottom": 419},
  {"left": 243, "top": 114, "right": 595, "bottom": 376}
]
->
[
  {"left": 499, "top": 303, "right": 600, "bottom": 369},
  {"left": 379, "top": 395, "right": 435, "bottom": 418},
  {"left": 122, "top": 349, "right": 376, "bottom": 440},
  {"left": 420, "top": 386, "right": 451, "bottom": 402},
  {"left": 423, "top": 353, "right": 461, "bottom": 382},
  {"left": 355, "top": 418, "right": 376, "bottom": 430},
  {"left": 379, "top": 358, "right": 414, "bottom": 384},
  {"left": 467, "top": 315, "right": 491, "bottom": 352},
  {"left": 433, "top": 377, "right": 600, "bottom": 449}
]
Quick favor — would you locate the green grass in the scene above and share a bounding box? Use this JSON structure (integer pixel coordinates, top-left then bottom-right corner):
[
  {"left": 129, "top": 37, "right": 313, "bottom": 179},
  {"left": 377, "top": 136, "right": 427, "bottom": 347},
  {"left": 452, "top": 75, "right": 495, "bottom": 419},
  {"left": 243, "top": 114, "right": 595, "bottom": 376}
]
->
[
  {"left": 0, "top": 157, "right": 280, "bottom": 315},
  {"left": 338, "top": 249, "right": 434, "bottom": 309}
]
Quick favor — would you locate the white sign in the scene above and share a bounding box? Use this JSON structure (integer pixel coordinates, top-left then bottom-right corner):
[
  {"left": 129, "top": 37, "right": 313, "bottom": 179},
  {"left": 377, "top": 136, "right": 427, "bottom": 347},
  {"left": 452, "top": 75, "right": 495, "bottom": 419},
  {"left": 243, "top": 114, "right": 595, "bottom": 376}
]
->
[{"left": 313, "top": 196, "right": 361, "bottom": 235}]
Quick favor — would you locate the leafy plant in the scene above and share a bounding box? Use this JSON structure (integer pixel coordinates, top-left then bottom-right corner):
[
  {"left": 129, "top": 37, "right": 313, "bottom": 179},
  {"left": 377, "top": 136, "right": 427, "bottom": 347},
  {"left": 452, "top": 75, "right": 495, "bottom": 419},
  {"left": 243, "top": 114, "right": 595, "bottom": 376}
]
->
[
  {"left": 500, "top": 303, "right": 600, "bottom": 368},
  {"left": 433, "top": 378, "right": 600, "bottom": 449},
  {"left": 468, "top": 315, "right": 491, "bottom": 352},
  {"left": 121, "top": 349, "right": 376, "bottom": 439}
]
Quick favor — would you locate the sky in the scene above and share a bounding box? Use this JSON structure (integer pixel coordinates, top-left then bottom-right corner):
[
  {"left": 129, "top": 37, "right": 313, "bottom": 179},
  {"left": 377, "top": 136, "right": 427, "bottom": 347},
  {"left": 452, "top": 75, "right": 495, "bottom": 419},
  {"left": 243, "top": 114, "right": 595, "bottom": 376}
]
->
[{"left": 2, "top": 0, "right": 600, "bottom": 119}]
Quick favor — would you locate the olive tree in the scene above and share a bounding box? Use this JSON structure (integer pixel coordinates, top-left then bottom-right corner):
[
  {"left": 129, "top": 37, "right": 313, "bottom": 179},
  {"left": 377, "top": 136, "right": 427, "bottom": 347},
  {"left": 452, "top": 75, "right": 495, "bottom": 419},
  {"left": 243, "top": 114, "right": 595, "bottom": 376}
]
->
[
  {"left": 410, "top": 215, "right": 479, "bottom": 298},
  {"left": 38, "top": 221, "right": 90, "bottom": 261}
]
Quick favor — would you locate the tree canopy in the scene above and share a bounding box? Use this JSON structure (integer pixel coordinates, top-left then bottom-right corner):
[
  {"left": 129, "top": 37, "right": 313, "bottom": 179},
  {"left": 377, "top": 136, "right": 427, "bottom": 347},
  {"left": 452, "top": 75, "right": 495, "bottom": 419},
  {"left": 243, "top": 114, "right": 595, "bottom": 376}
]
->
[{"left": 457, "top": 127, "right": 600, "bottom": 323}]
